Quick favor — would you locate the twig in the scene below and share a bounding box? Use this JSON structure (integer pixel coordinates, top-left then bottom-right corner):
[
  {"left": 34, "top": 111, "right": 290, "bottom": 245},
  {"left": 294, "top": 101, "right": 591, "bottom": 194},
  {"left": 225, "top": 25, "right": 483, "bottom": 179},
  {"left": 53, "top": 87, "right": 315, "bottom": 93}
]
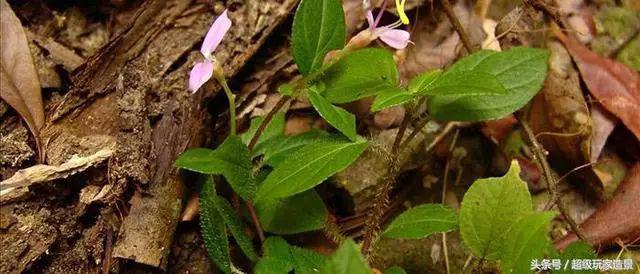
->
[
  {"left": 441, "top": 0, "right": 475, "bottom": 53},
  {"left": 520, "top": 119, "right": 587, "bottom": 242}
]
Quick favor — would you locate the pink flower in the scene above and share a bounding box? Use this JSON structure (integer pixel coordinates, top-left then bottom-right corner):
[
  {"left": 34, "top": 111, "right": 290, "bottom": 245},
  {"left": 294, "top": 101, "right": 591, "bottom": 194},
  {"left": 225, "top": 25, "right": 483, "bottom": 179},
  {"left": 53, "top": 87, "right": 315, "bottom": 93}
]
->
[
  {"left": 365, "top": 1, "right": 411, "bottom": 49},
  {"left": 188, "top": 9, "right": 232, "bottom": 93}
]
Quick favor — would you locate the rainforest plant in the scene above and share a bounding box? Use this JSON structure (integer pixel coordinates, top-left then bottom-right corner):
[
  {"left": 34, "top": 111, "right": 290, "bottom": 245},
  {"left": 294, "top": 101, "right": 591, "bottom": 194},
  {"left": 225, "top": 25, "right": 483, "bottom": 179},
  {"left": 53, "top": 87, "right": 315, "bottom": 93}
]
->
[{"left": 175, "top": 0, "right": 555, "bottom": 272}]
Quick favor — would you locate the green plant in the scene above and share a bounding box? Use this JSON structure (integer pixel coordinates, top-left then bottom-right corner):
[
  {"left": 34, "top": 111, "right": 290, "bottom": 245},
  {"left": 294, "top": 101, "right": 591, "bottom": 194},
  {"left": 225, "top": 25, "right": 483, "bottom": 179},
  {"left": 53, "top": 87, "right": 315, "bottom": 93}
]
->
[{"left": 175, "top": 0, "right": 555, "bottom": 272}]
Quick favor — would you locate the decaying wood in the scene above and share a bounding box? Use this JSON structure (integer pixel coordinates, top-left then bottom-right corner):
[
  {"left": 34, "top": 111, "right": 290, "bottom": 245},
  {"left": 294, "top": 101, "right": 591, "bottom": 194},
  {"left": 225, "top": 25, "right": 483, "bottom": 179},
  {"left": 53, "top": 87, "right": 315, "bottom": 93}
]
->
[
  {"left": 0, "top": 147, "right": 113, "bottom": 204},
  {"left": 1, "top": 0, "right": 298, "bottom": 272}
]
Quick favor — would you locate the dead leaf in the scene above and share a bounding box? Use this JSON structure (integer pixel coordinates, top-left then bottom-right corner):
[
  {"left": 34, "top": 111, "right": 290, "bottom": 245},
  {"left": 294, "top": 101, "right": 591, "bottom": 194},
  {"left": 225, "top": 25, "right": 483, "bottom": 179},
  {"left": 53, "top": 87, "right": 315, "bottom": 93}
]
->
[
  {"left": 555, "top": 162, "right": 640, "bottom": 250},
  {"left": 555, "top": 29, "right": 640, "bottom": 142},
  {"left": 529, "top": 40, "right": 591, "bottom": 170},
  {"left": 590, "top": 104, "right": 618, "bottom": 162},
  {"left": 0, "top": 0, "right": 45, "bottom": 132},
  {"left": 480, "top": 115, "right": 517, "bottom": 144}
]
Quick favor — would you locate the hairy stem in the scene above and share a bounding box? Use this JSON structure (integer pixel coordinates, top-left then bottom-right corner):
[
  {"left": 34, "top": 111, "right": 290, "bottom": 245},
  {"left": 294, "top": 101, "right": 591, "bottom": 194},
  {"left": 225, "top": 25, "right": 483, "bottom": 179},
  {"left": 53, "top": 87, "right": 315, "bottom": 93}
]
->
[
  {"left": 520, "top": 119, "right": 587, "bottom": 242},
  {"left": 361, "top": 112, "right": 411, "bottom": 256},
  {"left": 217, "top": 75, "right": 237, "bottom": 135},
  {"left": 441, "top": 0, "right": 475, "bottom": 53}
]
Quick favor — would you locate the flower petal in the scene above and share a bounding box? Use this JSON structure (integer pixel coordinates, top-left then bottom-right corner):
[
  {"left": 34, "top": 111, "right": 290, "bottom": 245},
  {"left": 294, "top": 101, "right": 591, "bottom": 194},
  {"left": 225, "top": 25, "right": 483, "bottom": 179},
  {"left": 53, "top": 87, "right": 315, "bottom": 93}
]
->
[
  {"left": 201, "top": 9, "right": 232, "bottom": 57},
  {"left": 188, "top": 60, "right": 214, "bottom": 93},
  {"left": 377, "top": 28, "right": 411, "bottom": 49},
  {"left": 366, "top": 10, "right": 375, "bottom": 29}
]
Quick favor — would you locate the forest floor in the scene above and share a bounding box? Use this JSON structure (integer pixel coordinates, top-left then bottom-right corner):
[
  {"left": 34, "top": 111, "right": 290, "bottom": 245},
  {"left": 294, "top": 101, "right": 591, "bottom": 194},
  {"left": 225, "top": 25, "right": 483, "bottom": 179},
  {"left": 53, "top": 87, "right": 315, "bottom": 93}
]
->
[{"left": 1, "top": 0, "right": 639, "bottom": 273}]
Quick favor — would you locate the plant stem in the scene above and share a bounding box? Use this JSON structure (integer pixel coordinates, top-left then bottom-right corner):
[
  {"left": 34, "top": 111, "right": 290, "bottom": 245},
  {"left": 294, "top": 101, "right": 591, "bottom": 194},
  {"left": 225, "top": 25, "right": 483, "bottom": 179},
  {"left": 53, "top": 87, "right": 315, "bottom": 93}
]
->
[
  {"left": 520, "top": 119, "right": 587, "bottom": 242},
  {"left": 361, "top": 104, "right": 415, "bottom": 256},
  {"left": 247, "top": 95, "right": 291, "bottom": 150},
  {"left": 246, "top": 201, "right": 265, "bottom": 242},
  {"left": 217, "top": 75, "right": 237, "bottom": 135},
  {"left": 441, "top": 0, "right": 475, "bottom": 53}
]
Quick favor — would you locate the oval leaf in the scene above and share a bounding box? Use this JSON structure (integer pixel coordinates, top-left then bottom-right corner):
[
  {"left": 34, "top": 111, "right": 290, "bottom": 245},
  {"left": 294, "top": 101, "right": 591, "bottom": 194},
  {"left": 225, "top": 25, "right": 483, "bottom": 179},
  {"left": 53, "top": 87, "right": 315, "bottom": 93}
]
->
[
  {"left": 291, "top": 0, "right": 345, "bottom": 75},
  {"left": 371, "top": 86, "right": 413, "bottom": 112},
  {"left": 256, "top": 189, "right": 328, "bottom": 234},
  {"left": 320, "top": 48, "right": 399, "bottom": 104},
  {"left": 261, "top": 130, "right": 330, "bottom": 167},
  {"left": 408, "top": 70, "right": 443, "bottom": 94},
  {"left": 459, "top": 161, "right": 532, "bottom": 260},
  {"left": 320, "top": 239, "right": 371, "bottom": 274},
  {"left": 383, "top": 204, "right": 458, "bottom": 239},
  {"left": 255, "top": 137, "right": 368, "bottom": 202},
  {"left": 175, "top": 136, "right": 256, "bottom": 201},
  {"left": 499, "top": 212, "right": 555, "bottom": 274},
  {"left": 308, "top": 89, "right": 357, "bottom": 141},
  {"left": 428, "top": 47, "right": 549, "bottom": 121}
]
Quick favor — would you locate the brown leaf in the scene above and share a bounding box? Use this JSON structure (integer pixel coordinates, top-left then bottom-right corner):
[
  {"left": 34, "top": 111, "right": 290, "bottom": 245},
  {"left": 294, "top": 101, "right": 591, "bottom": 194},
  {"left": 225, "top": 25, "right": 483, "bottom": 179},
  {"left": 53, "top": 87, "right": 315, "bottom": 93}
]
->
[
  {"left": 0, "top": 0, "right": 44, "bottom": 142},
  {"left": 555, "top": 163, "right": 640, "bottom": 250},
  {"left": 590, "top": 104, "right": 618, "bottom": 162},
  {"left": 555, "top": 29, "right": 640, "bottom": 141}
]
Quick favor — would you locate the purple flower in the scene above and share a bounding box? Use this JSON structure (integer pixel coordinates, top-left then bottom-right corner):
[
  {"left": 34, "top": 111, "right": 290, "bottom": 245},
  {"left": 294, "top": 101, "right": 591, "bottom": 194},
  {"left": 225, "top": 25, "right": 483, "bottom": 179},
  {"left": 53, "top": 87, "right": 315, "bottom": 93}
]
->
[
  {"left": 365, "top": 0, "right": 411, "bottom": 49},
  {"left": 188, "top": 9, "right": 232, "bottom": 93}
]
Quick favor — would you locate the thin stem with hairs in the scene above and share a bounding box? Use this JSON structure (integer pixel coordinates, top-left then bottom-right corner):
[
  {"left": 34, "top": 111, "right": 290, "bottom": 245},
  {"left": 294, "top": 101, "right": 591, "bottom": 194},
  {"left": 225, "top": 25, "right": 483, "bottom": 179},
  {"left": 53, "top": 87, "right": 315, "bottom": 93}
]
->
[{"left": 520, "top": 119, "right": 587, "bottom": 242}]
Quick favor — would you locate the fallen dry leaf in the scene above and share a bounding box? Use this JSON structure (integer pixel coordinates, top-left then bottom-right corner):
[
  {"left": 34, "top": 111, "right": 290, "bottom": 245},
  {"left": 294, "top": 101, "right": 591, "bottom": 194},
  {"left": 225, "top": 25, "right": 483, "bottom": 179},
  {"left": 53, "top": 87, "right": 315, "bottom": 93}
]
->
[
  {"left": 480, "top": 115, "right": 517, "bottom": 144},
  {"left": 555, "top": 29, "right": 640, "bottom": 142},
  {"left": 1, "top": 0, "right": 45, "bottom": 162},
  {"left": 555, "top": 162, "right": 640, "bottom": 250},
  {"left": 529, "top": 40, "right": 591, "bottom": 171},
  {"left": 590, "top": 104, "right": 618, "bottom": 162},
  {"left": 0, "top": 0, "right": 45, "bottom": 133}
]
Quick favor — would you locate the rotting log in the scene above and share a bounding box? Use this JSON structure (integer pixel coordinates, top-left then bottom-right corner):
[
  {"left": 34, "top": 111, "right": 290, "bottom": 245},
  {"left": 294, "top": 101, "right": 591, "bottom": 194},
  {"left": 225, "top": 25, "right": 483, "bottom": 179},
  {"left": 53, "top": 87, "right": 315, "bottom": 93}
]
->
[{"left": 0, "top": 0, "right": 298, "bottom": 273}]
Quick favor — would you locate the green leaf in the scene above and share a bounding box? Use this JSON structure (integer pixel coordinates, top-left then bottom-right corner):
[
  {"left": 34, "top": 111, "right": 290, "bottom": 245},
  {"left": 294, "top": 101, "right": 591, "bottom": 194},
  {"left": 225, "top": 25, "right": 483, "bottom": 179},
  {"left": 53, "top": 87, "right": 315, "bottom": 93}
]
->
[
  {"left": 175, "top": 136, "right": 256, "bottom": 201},
  {"left": 385, "top": 266, "right": 407, "bottom": 274},
  {"left": 320, "top": 239, "right": 371, "bottom": 274},
  {"left": 459, "top": 161, "right": 532, "bottom": 260},
  {"left": 408, "top": 70, "right": 443, "bottom": 94},
  {"left": 241, "top": 112, "right": 286, "bottom": 149},
  {"left": 290, "top": 246, "right": 327, "bottom": 274},
  {"left": 428, "top": 47, "right": 549, "bottom": 121},
  {"left": 255, "top": 137, "right": 368, "bottom": 202},
  {"left": 500, "top": 212, "right": 555, "bottom": 274},
  {"left": 555, "top": 241, "right": 597, "bottom": 274},
  {"left": 263, "top": 237, "right": 293, "bottom": 258},
  {"left": 371, "top": 86, "right": 413, "bottom": 112},
  {"left": 320, "top": 48, "right": 399, "bottom": 103},
  {"left": 254, "top": 257, "right": 293, "bottom": 274},
  {"left": 214, "top": 196, "right": 258, "bottom": 262},
  {"left": 256, "top": 189, "right": 328, "bottom": 234},
  {"left": 308, "top": 89, "right": 357, "bottom": 141},
  {"left": 199, "top": 178, "right": 231, "bottom": 273},
  {"left": 418, "top": 70, "right": 507, "bottom": 96},
  {"left": 383, "top": 204, "right": 458, "bottom": 239},
  {"left": 258, "top": 237, "right": 326, "bottom": 274},
  {"left": 291, "top": 0, "right": 345, "bottom": 75},
  {"left": 261, "top": 130, "right": 330, "bottom": 167},
  {"left": 278, "top": 83, "right": 295, "bottom": 96}
]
